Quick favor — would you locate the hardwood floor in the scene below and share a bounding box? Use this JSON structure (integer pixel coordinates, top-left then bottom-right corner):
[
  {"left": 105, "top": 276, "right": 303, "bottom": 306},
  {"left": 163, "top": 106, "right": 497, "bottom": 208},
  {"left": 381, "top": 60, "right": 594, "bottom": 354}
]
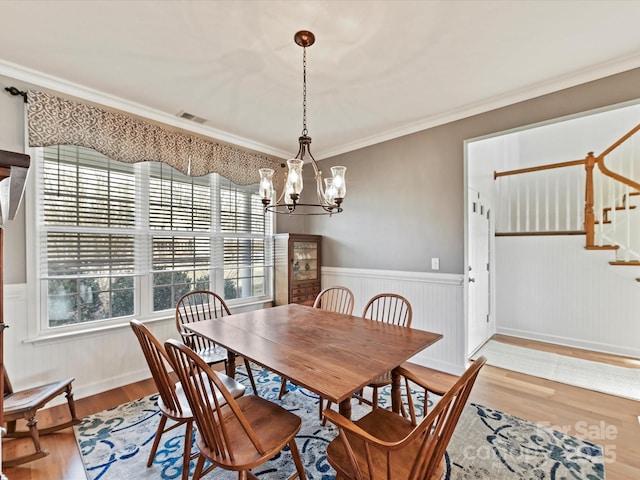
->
[{"left": 3, "top": 336, "right": 639, "bottom": 480}]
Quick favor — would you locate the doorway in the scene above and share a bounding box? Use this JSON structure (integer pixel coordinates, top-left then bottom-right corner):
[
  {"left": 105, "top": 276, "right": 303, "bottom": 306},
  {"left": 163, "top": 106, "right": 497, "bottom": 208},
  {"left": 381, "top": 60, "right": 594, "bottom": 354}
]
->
[{"left": 466, "top": 188, "right": 492, "bottom": 355}]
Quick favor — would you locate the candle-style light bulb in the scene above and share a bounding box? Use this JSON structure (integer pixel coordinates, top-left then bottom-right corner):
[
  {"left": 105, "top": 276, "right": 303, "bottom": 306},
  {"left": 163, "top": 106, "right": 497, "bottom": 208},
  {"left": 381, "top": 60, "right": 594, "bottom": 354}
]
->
[
  {"left": 259, "top": 168, "right": 274, "bottom": 205},
  {"left": 286, "top": 159, "right": 304, "bottom": 203},
  {"left": 331, "top": 166, "right": 347, "bottom": 200},
  {"left": 324, "top": 177, "right": 336, "bottom": 205}
]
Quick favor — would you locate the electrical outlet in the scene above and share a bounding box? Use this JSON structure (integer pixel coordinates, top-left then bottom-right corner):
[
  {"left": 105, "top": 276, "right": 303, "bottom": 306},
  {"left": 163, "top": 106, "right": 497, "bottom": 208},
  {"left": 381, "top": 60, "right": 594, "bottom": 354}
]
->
[{"left": 431, "top": 258, "right": 440, "bottom": 270}]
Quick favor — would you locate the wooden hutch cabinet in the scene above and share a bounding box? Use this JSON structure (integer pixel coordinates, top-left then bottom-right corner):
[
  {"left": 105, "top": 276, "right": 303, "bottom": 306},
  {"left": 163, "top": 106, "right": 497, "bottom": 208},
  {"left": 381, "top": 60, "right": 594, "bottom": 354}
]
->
[{"left": 274, "top": 234, "right": 322, "bottom": 306}]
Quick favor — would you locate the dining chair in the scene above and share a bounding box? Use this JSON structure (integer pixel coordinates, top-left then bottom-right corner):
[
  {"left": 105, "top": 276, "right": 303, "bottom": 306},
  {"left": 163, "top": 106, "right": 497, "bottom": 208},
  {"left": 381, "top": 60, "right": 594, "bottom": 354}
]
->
[
  {"left": 175, "top": 290, "right": 258, "bottom": 395},
  {"left": 130, "top": 320, "right": 245, "bottom": 480},
  {"left": 312, "top": 286, "right": 355, "bottom": 314},
  {"left": 278, "top": 286, "right": 355, "bottom": 423},
  {"left": 2, "top": 369, "right": 80, "bottom": 467},
  {"left": 164, "top": 339, "right": 308, "bottom": 480},
  {"left": 323, "top": 357, "right": 487, "bottom": 480},
  {"left": 354, "top": 293, "right": 412, "bottom": 409}
]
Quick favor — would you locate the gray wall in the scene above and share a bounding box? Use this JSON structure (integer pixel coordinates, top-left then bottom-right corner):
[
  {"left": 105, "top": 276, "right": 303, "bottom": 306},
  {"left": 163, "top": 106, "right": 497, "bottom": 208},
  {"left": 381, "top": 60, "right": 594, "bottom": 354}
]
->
[
  {"left": 2, "top": 69, "right": 640, "bottom": 282},
  {"left": 293, "top": 67, "right": 640, "bottom": 274},
  {"left": 0, "top": 75, "right": 29, "bottom": 284}
]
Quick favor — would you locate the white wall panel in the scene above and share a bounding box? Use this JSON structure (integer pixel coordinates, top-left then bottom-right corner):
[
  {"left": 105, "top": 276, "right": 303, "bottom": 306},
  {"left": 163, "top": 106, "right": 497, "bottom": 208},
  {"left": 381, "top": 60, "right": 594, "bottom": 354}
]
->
[
  {"left": 4, "top": 267, "right": 466, "bottom": 402},
  {"left": 496, "top": 235, "right": 640, "bottom": 357},
  {"left": 3, "top": 284, "right": 179, "bottom": 404},
  {"left": 321, "top": 267, "right": 466, "bottom": 375}
]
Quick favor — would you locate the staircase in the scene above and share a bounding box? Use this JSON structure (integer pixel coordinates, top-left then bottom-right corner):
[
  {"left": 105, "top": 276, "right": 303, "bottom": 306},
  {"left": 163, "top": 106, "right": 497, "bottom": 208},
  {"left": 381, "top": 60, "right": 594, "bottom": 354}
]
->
[{"left": 495, "top": 122, "right": 640, "bottom": 282}]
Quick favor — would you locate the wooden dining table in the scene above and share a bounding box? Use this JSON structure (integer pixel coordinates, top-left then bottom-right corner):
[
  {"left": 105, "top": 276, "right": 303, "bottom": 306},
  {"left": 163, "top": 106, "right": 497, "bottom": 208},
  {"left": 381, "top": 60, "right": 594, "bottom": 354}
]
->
[{"left": 184, "top": 303, "right": 442, "bottom": 419}]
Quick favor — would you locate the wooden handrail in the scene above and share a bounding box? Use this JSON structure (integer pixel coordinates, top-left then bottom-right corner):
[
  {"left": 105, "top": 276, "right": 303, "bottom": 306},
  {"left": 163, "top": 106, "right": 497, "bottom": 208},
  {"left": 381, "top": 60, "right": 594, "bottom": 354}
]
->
[
  {"left": 596, "top": 122, "right": 640, "bottom": 192},
  {"left": 597, "top": 122, "right": 640, "bottom": 158},
  {"left": 597, "top": 155, "right": 640, "bottom": 192},
  {"left": 494, "top": 159, "right": 586, "bottom": 179},
  {"left": 493, "top": 123, "right": 640, "bottom": 251}
]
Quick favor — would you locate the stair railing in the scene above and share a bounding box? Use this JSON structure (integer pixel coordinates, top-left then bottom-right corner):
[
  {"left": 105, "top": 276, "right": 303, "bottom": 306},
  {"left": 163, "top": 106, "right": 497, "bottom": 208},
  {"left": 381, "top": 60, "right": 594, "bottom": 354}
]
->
[
  {"left": 588, "top": 123, "right": 640, "bottom": 260},
  {"left": 494, "top": 159, "right": 587, "bottom": 234},
  {"left": 495, "top": 122, "right": 640, "bottom": 262}
]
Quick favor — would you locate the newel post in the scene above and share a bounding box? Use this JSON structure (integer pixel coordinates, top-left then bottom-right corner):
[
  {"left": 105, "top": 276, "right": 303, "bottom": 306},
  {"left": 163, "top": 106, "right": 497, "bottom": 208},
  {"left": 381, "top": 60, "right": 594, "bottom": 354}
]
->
[{"left": 584, "top": 152, "right": 596, "bottom": 247}]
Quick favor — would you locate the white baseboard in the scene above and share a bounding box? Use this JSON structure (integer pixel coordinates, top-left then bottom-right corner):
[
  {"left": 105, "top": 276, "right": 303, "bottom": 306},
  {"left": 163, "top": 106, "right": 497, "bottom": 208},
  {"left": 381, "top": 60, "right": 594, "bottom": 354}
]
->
[
  {"left": 497, "top": 327, "right": 640, "bottom": 359},
  {"left": 44, "top": 368, "right": 152, "bottom": 408},
  {"left": 409, "top": 353, "right": 465, "bottom": 376}
]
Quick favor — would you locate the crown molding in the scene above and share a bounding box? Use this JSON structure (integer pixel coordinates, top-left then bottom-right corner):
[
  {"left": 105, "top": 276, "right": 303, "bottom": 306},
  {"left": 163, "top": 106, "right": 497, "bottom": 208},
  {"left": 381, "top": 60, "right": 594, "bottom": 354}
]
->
[
  {"left": 3, "top": 53, "right": 640, "bottom": 163},
  {"left": 0, "top": 59, "right": 290, "bottom": 159},
  {"left": 316, "top": 52, "right": 640, "bottom": 160}
]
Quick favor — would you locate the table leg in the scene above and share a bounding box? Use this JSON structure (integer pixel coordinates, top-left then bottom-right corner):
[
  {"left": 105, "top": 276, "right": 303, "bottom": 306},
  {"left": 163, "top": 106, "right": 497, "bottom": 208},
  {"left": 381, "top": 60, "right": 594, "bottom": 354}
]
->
[
  {"left": 391, "top": 368, "right": 401, "bottom": 414},
  {"left": 226, "top": 350, "right": 237, "bottom": 378},
  {"left": 338, "top": 398, "right": 352, "bottom": 420}
]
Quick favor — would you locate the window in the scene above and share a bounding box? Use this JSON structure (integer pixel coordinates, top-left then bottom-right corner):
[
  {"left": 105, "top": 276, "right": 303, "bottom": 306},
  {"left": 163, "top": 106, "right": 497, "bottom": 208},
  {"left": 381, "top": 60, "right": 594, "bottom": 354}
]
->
[{"left": 38, "top": 145, "right": 273, "bottom": 329}]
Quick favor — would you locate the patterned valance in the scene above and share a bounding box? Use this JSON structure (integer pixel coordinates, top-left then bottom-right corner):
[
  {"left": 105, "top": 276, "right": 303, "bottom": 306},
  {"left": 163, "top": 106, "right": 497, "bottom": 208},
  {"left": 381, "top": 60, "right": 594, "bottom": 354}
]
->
[{"left": 27, "top": 90, "right": 284, "bottom": 187}]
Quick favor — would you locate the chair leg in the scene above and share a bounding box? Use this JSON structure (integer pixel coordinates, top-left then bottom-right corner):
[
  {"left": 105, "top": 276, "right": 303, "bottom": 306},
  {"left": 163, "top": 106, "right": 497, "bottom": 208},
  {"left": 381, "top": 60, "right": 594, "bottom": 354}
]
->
[
  {"left": 320, "top": 397, "right": 331, "bottom": 426},
  {"left": 3, "top": 415, "right": 49, "bottom": 468},
  {"left": 181, "top": 420, "right": 193, "bottom": 480},
  {"left": 278, "top": 377, "right": 288, "bottom": 399},
  {"left": 5, "top": 419, "right": 17, "bottom": 434},
  {"left": 244, "top": 358, "right": 258, "bottom": 395},
  {"left": 64, "top": 383, "right": 79, "bottom": 422},
  {"left": 147, "top": 414, "right": 168, "bottom": 467},
  {"left": 192, "top": 453, "right": 206, "bottom": 480},
  {"left": 372, "top": 386, "right": 379, "bottom": 409},
  {"left": 289, "top": 439, "right": 307, "bottom": 480},
  {"left": 26, "top": 415, "right": 44, "bottom": 456}
]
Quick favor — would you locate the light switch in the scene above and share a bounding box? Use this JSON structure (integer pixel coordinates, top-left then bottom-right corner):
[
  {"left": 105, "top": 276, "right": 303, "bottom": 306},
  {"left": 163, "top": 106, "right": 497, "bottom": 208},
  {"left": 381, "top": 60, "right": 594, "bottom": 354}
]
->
[{"left": 431, "top": 258, "right": 440, "bottom": 270}]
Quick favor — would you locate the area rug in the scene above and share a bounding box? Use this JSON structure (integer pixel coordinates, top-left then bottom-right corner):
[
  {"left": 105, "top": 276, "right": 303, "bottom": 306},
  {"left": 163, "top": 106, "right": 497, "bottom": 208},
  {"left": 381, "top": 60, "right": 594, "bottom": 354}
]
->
[
  {"left": 75, "top": 367, "right": 605, "bottom": 480},
  {"left": 473, "top": 340, "right": 640, "bottom": 401}
]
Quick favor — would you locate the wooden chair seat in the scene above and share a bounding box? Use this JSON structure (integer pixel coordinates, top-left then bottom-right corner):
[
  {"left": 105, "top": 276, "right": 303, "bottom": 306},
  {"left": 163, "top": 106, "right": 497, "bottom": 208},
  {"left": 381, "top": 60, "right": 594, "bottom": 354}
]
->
[
  {"left": 192, "top": 344, "right": 228, "bottom": 366},
  {"left": 326, "top": 407, "right": 426, "bottom": 479},
  {"left": 165, "top": 371, "right": 246, "bottom": 419},
  {"left": 3, "top": 375, "right": 80, "bottom": 467},
  {"left": 324, "top": 358, "right": 487, "bottom": 480},
  {"left": 366, "top": 371, "right": 391, "bottom": 388},
  {"left": 199, "top": 395, "right": 303, "bottom": 469},
  {"left": 164, "top": 339, "right": 307, "bottom": 480}
]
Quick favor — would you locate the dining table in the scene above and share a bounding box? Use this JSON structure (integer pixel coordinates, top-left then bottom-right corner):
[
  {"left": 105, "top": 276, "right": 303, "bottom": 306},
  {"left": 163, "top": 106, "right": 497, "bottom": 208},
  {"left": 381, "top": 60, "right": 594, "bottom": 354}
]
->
[{"left": 183, "top": 303, "right": 443, "bottom": 419}]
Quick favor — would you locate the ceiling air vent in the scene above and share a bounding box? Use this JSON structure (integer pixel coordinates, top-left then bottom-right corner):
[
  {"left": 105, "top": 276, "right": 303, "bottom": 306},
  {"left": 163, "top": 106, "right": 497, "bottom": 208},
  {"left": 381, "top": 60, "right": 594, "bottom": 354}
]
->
[{"left": 176, "top": 110, "right": 207, "bottom": 124}]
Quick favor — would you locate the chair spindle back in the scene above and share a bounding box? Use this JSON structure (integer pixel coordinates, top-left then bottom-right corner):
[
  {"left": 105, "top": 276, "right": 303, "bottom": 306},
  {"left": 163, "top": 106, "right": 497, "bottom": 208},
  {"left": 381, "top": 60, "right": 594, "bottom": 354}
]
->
[
  {"left": 362, "top": 293, "right": 412, "bottom": 327},
  {"left": 164, "top": 339, "right": 265, "bottom": 461},
  {"left": 175, "top": 290, "right": 231, "bottom": 353},
  {"left": 313, "top": 286, "right": 355, "bottom": 315}
]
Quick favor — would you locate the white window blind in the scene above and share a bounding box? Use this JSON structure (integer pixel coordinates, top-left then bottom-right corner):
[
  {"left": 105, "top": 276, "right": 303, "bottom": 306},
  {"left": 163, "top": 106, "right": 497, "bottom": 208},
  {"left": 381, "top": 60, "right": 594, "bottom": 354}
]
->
[{"left": 38, "top": 145, "right": 273, "bottom": 329}]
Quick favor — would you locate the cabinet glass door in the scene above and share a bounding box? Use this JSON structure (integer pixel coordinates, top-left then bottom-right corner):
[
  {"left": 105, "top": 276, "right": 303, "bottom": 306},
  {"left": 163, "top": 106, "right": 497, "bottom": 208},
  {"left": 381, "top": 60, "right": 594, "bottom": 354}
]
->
[{"left": 292, "top": 241, "right": 318, "bottom": 281}]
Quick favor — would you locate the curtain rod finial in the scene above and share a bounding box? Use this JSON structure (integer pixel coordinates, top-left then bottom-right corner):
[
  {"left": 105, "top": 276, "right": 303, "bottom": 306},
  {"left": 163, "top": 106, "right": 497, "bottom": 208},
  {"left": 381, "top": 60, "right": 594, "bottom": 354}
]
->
[{"left": 4, "top": 86, "right": 27, "bottom": 103}]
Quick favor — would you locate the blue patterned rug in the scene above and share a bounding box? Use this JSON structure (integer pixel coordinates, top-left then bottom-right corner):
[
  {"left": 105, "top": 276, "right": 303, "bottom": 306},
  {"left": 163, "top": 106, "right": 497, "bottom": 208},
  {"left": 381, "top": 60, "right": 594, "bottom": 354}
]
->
[{"left": 75, "top": 367, "right": 605, "bottom": 479}]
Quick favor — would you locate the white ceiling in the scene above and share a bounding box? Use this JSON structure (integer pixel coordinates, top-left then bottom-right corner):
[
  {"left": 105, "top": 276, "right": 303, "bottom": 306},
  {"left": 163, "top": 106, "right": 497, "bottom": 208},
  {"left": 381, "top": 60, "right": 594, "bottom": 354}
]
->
[{"left": 1, "top": 0, "right": 640, "bottom": 160}]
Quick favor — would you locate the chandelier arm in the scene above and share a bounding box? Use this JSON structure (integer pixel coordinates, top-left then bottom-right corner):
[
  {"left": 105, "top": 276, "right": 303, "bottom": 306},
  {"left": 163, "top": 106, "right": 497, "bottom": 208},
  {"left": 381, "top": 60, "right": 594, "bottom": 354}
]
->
[
  {"left": 265, "top": 203, "right": 342, "bottom": 215},
  {"left": 305, "top": 146, "right": 331, "bottom": 207}
]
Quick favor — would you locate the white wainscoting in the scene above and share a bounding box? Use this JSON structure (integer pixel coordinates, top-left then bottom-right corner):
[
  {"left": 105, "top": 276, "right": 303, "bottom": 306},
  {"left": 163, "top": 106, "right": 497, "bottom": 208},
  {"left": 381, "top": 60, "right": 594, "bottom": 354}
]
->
[
  {"left": 321, "top": 267, "right": 466, "bottom": 375},
  {"left": 496, "top": 235, "right": 640, "bottom": 358},
  {"left": 4, "top": 269, "right": 467, "bottom": 403},
  {"left": 3, "top": 285, "right": 270, "bottom": 403},
  {"left": 3, "top": 284, "right": 179, "bottom": 404}
]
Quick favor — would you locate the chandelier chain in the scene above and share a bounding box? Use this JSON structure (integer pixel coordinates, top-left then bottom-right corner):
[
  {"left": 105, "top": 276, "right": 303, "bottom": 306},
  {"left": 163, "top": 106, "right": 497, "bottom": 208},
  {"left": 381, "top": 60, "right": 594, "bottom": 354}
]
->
[{"left": 302, "top": 46, "right": 308, "bottom": 136}]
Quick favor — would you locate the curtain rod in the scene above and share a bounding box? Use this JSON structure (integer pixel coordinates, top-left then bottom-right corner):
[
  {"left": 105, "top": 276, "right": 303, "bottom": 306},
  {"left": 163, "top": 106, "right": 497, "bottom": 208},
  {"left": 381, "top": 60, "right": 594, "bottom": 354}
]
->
[{"left": 4, "top": 86, "right": 27, "bottom": 103}]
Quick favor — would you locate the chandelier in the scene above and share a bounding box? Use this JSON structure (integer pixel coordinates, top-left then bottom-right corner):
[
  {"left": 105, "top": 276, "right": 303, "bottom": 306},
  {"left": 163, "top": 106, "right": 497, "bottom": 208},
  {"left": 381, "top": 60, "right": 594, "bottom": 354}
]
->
[{"left": 259, "top": 30, "right": 346, "bottom": 215}]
